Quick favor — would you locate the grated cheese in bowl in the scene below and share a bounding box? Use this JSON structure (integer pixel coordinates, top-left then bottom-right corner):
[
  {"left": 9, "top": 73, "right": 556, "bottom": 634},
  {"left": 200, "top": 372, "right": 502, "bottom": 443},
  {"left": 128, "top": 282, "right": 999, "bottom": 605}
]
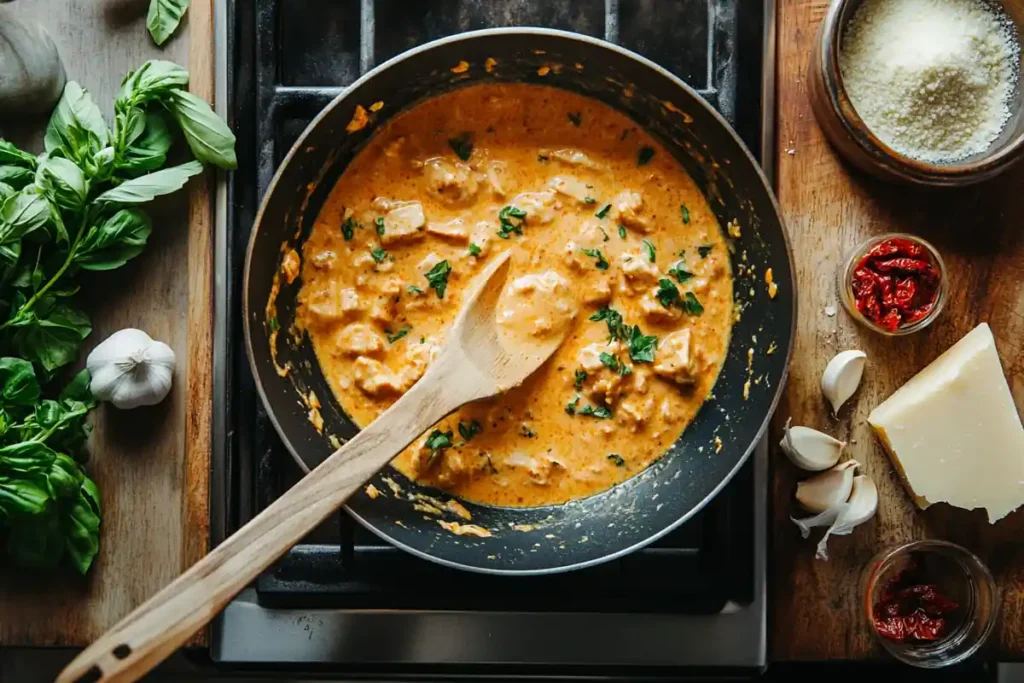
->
[{"left": 839, "top": 0, "right": 1020, "bottom": 164}]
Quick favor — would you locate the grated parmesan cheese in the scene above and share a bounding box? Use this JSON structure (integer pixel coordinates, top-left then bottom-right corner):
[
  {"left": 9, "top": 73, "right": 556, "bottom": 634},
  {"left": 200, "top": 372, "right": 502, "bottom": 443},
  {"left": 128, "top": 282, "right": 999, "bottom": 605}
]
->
[{"left": 839, "top": 0, "right": 1020, "bottom": 163}]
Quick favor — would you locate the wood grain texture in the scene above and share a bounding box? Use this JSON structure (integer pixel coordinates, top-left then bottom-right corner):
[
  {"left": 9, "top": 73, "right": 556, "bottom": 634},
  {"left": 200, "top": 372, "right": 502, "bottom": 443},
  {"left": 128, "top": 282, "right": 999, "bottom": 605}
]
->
[
  {"left": 773, "top": 0, "right": 1024, "bottom": 661},
  {"left": 0, "top": 0, "right": 213, "bottom": 647}
]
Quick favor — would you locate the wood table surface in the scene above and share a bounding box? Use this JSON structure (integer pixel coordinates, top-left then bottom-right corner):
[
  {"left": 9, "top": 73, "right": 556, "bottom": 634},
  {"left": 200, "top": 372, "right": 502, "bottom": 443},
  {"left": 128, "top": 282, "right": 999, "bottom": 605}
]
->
[
  {"left": 0, "top": 0, "right": 215, "bottom": 646},
  {"left": 772, "top": 0, "right": 1024, "bottom": 661}
]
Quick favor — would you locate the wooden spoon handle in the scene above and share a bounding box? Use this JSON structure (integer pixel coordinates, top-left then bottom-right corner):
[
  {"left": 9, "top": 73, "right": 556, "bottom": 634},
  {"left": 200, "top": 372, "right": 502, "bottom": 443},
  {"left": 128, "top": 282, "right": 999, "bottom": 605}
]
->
[{"left": 56, "top": 358, "right": 468, "bottom": 683}]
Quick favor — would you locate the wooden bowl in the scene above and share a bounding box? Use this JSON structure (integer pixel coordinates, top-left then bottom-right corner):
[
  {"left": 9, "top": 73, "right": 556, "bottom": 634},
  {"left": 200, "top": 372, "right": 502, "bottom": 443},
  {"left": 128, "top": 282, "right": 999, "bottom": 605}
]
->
[{"left": 809, "top": 0, "right": 1024, "bottom": 186}]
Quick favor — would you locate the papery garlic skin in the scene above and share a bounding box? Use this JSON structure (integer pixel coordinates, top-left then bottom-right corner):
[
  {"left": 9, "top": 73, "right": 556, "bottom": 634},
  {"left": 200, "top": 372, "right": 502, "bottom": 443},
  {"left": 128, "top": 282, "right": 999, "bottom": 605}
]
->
[
  {"left": 795, "top": 460, "right": 858, "bottom": 513},
  {"left": 821, "top": 350, "right": 867, "bottom": 415},
  {"left": 780, "top": 418, "right": 845, "bottom": 471},
  {"left": 87, "top": 329, "right": 176, "bottom": 409}
]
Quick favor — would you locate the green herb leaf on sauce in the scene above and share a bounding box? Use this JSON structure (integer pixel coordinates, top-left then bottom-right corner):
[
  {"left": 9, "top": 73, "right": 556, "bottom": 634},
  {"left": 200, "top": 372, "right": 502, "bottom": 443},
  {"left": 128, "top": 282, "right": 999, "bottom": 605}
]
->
[
  {"left": 425, "top": 429, "right": 453, "bottom": 466},
  {"left": 598, "top": 352, "right": 619, "bottom": 372},
  {"left": 682, "top": 292, "right": 705, "bottom": 316},
  {"left": 681, "top": 204, "right": 691, "bottom": 224},
  {"left": 581, "top": 248, "right": 609, "bottom": 270},
  {"left": 268, "top": 317, "right": 279, "bottom": 331},
  {"left": 537, "top": 154, "right": 549, "bottom": 162},
  {"left": 579, "top": 403, "right": 612, "bottom": 419},
  {"left": 574, "top": 368, "right": 587, "bottom": 390},
  {"left": 655, "top": 278, "right": 680, "bottom": 308},
  {"left": 448, "top": 132, "right": 474, "bottom": 161},
  {"left": 590, "top": 306, "right": 629, "bottom": 342},
  {"left": 599, "top": 227, "right": 610, "bottom": 242},
  {"left": 370, "top": 247, "right": 388, "bottom": 264},
  {"left": 668, "top": 263, "right": 694, "bottom": 284},
  {"left": 468, "top": 242, "right": 482, "bottom": 256},
  {"left": 407, "top": 285, "right": 423, "bottom": 295},
  {"left": 458, "top": 420, "right": 482, "bottom": 442},
  {"left": 386, "top": 326, "right": 411, "bottom": 343},
  {"left": 596, "top": 203, "right": 612, "bottom": 219},
  {"left": 565, "top": 394, "right": 581, "bottom": 415},
  {"left": 341, "top": 216, "right": 358, "bottom": 241},
  {"left": 637, "top": 146, "right": 655, "bottom": 166},
  {"left": 642, "top": 239, "right": 656, "bottom": 263},
  {"left": 618, "top": 225, "right": 627, "bottom": 239},
  {"left": 425, "top": 260, "right": 452, "bottom": 298},
  {"left": 607, "top": 453, "right": 626, "bottom": 467},
  {"left": 567, "top": 111, "right": 582, "bottom": 127},
  {"left": 628, "top": 325, "right": 658, "bottom": 363},
  {"left": 375, "top": 216, "right": 385, "bottom": 236},
  {"left": 497, "top": 205, "right": 527, "bottom": 239},
  {"left": 698, "top": 244, "right": 713, "bottom": 258}
]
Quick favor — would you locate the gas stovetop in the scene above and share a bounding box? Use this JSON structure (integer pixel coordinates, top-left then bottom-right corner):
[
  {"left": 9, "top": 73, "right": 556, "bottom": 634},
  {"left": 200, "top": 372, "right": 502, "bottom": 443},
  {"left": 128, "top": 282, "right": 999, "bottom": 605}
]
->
[{"left": 211, "top": 0, "right": 774, "bottom": 676}]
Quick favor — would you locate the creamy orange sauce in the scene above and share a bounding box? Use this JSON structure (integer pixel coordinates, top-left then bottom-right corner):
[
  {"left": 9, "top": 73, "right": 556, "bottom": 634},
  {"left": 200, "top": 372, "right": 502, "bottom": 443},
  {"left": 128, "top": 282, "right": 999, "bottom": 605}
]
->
[{"left": 296, "top": 84, "right": 733, "bottom": 507}]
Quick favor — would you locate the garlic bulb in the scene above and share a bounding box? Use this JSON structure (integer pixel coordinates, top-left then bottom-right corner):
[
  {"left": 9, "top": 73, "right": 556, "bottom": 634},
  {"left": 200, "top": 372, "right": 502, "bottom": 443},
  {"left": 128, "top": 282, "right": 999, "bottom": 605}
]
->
[
  {"left": 779, "top": 418, "right": 846, "bottom": 471},
  {"left": 87, "top": 329, "right": 176, "bottom": 409},
  {"left": 795, "top": 460, "right": 858, "bottom": 513},
  {"left": 792, "top": 474, "right": 878, "bottom": 560},
  {"left": 821, "top": 350, "right": 867, "bottom": 415}
]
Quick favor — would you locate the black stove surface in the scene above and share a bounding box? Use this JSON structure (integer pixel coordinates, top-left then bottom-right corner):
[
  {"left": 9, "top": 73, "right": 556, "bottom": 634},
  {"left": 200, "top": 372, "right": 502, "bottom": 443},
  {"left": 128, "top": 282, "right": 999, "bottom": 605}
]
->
[{"left": 214, "top": 0, "right": 771, "bottom": 673}]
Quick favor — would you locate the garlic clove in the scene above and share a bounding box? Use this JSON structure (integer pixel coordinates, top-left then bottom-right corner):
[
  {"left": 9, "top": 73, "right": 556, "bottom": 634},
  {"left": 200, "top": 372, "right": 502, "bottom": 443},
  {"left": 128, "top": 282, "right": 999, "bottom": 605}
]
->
[
  {"left": 792, "top": 474, "right": 878, "bottom": 561},
  {"left": 780, "top": 417, "right": 846, "bottom": 471},
  {"left": 821, "top": 350, "right": 867, "bottom": 415},
  {"left": 795, "top": 460, "right": 858, "bottom": 513}
]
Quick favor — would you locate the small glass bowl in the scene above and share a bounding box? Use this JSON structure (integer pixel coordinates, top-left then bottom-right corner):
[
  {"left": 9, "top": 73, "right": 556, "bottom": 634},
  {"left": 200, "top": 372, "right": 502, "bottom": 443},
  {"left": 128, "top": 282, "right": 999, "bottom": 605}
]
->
[
  {"left": 862, "top": 541, "right": 999, "bottom": 669},
  {"left": 836, "top": 232, "right": 948, "bottom": 336}
]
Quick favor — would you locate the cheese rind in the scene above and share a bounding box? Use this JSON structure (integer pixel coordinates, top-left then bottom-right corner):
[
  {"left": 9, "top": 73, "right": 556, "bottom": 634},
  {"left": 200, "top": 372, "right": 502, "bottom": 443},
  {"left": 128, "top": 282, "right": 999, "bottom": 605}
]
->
[{"left": 867, "top": 323, "right": 1024, "bottom": 523}]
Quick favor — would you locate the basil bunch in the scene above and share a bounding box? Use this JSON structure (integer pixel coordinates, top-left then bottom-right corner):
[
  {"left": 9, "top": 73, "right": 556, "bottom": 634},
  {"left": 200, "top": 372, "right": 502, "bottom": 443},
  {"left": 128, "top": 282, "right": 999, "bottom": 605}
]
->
[{"left": 0, "top": 60, "right": 235, "bottom": 573}]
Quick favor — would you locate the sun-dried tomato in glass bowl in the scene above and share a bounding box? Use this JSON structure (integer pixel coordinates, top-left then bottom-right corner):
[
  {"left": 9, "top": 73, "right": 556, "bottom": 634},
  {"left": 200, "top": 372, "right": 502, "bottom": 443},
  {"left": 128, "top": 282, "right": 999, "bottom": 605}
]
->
[{"left": 838, "top": 233, "right": 948, "bottom": 336}]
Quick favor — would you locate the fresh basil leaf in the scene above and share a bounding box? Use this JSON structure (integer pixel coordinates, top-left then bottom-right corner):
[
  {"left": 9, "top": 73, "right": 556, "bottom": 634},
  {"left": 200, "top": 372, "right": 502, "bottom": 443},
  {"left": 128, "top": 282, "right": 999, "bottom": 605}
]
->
[
  {"left": 118, "top": 60, "right": 189, "bottom": 104},
  {"left": 424, "top": 260, "right": 452, "bottom": 299},
  {"left": 90, "top": 146, "right": 116, "bottom": 180},
  {"left": 81, "top": 476, "right": 101, "bottom": 515},
  {"left": 7, "top": 508, "right": 64, "bottom": 569},
  {"left": 0, "top": 181, "right": 14, "bottom": 202},
  {"left": 0, "top": 442, "right": 58, "bottom": 476},
  {"left": 0, "top": 188, "right": 50, "bottom": 240},
  {"left": 47, "top": 453, "right": 84, "bottom": 500},
  {"left": 0, "top": 165, "right": 34, "bottom": 189},
  {"left": 94, "top": 160, "right": 203, "bottom": 205},
  {"left": 60, "top": 369, "right": 95, "bottom": 407},
  {"left": 119, "top": 112, "right": 172, "bottom": 175},
  {"left": 165, "top": 90, "right": 238, "bottom": 170},
  {"left": 37, "top": 157, "right": 89, "bottom": 212},
  {"left": 147, "top": 0, "right": 190, "bottom": 46},
  {"left": 627, "top": 325, "right": 658, "bottom": 363},
  {"left": 0, "top": 141, "right": 37, "bottom": 169},
  {"left": 681, "top": 291, "right": 704, "bottom": 316},
  {"left": 44, "top": 82, "right": 109, "bottom": 161},
  {"left": 75, "top": 209, "right": 151, "bottom": 270},
  {"left": 12, "top": 304, "right": 92, "bottom": 373},
  {"left": 0, "top": 357, "right": 40, "bottom": 407},
  {"left": 63, "top": 488, "right": 101, "bottom": 573},
  {"left": 0, "top": 475, "right": 51, "bottom": 518}
]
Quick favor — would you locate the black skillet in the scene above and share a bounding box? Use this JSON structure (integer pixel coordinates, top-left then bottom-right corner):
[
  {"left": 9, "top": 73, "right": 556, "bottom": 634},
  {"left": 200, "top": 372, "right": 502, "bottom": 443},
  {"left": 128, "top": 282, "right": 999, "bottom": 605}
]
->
[{"left": 243, "top": 28, "right": 795, "bottom": 575}]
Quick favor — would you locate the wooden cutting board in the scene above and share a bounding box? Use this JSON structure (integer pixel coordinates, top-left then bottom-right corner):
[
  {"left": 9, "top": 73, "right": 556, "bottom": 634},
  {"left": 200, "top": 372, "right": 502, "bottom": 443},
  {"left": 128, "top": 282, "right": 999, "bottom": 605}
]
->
[
  {"left": 772, "top": 0, "right": 1024, "bottom": 661},
  {"left": 0, "top": 0, "right": 213, "bottom": 646}
]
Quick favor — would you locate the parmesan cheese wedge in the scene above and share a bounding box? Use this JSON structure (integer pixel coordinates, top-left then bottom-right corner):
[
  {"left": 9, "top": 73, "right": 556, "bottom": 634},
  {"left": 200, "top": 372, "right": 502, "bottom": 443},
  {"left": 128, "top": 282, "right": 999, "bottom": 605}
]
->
[{"left": 868, "top": 323, "right": 1024, "bottom": 523}]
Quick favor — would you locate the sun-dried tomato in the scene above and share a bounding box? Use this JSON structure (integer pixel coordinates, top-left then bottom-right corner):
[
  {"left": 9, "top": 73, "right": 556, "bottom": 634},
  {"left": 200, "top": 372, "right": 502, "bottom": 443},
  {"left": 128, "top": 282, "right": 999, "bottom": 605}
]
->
[
  {"left": 873, "top": 576, "right": 959, "bottom": 643},
  {"left": 851, "top": 238, "right": 941, "bottom": 331}
]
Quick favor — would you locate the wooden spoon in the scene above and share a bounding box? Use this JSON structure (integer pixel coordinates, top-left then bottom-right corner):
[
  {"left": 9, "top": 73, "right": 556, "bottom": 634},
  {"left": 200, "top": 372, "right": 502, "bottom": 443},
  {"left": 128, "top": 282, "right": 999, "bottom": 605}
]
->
[{"left": 58, "top": 251, "right": 563, "bottom": 683}]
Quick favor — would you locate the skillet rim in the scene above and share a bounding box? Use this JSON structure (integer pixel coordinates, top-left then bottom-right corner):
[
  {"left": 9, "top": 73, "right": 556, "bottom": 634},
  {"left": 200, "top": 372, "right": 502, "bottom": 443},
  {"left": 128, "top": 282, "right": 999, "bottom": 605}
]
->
[{"left": 242, "top": 26, "right": 797, "bottom": 576}]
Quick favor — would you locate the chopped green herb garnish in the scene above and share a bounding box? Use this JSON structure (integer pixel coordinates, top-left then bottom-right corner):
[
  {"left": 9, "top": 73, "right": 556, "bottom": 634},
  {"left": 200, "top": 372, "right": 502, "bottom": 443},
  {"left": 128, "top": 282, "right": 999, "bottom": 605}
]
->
[
  {"left": 371, "top": 247, "right": 388, "bottom": 264},
  {"left": 268, "top": 317, "right": 280, "bottom": 331},
  {"left": 375, "top": 216, "right": 385, "bottom": 236},
  {"left": 637, "top": 146, "right": 655, "bottom": 166},
  {"left": 607, "top": 453, "right": 625, "bottom": 467},
  {"left": 668, "top": 261, "right": 694, "bottom": 283},
  {"left": 618, "top": 225, "right": 627, "bottom": 239},
  {"left": 425, "top": 429, "right": 453, "bottom": 452},
  {"left": 425, "top": 260, "right": 452, "bottom": 298},
  {"left": 574, "top": 369, "right": 587, "bottom": 390},
  {"left": 681, "top": 291, "right": 704, "bottom": 316},
  {"left": 681, "top": 204, "right": 691, "bottom": 224},
  {"left": 537, "top": 154, "right": 550, "bottom": 162},
  {"left": 628, "top": 325, "right": 658, "bottom": 363},
  {"left": 698, "top": 244, "right": 713, "bottom": 258},
  {"left": 581, "top": 248, "right": 609, "bottom": 270},
  {"left": 590, "top": 306, "right": 629, "bottom": 342},
  {"left": 655, "top": 278, "right": 680, "bottom": 308},
  {"left": 498, "top": 205, "right": 527, "bottom": 238},
  {"left": 568, "top": 111, "right": 582, "bottom": 126},
  {"left": 342, "top": 217, "right": 358, "bottom": 241},
  {"left": 596, "top": 203, "right": 612, "bottom": 219},
  {"left": 579, "top": 404, "right": 612, "bottom": 419},
  {"left": 448, "top": 132, "right": 474, "bottom": 161},
  {"left": 468, "top": 242, "right": 482, "bottom": 256},
  {"left": 386, "top": 326, "right": 411, "bottom": 343},
  {"left": 599, "top": 352, "right": 619, "bottom": 372},
  {"left": 599, "top": 227, "right": 610, "bottom": 242},
  {"left": 407, "top": 285, "right": 424, "bottom": 295},
  {"left": 565, "top": 395, "right": 581, "bottom": 415},
  {"left": 584, "top": 196, "right": 597, "bottom": 205},
  {"left": 642, "top": 239, "right": 656, "bottom": 263},
  {"left": 458, "top": 420, "right": 482, "bottom": 442}
]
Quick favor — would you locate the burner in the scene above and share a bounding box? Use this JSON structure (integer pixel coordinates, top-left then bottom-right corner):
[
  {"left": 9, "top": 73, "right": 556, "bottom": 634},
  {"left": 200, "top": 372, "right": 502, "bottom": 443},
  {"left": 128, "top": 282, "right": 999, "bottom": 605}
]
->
[{"left": 213, "top": 0, "right": 772, "bottom": 673}]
